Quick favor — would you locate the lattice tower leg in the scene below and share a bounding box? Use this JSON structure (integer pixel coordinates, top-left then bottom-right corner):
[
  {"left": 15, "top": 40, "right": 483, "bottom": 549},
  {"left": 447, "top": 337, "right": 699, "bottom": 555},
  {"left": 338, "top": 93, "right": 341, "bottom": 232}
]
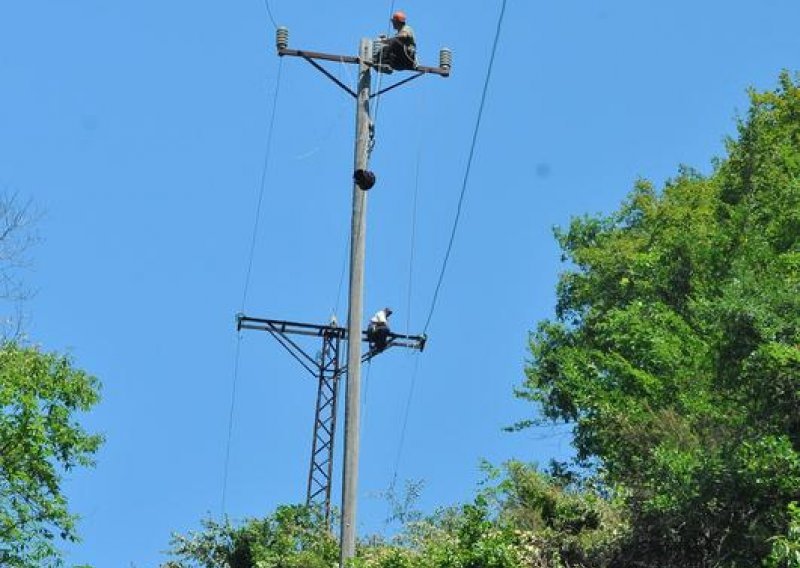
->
[{"left": 306, "top": 331, "right": 341, "bottom": 526}]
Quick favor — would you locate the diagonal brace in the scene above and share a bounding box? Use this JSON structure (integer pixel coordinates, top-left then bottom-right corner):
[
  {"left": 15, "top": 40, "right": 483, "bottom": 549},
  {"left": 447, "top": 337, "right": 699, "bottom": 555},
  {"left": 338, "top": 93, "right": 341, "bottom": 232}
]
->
[
  {"left": 370, "top": 71, "right": 425, "bottom": 98},
  {"left": 301, "top": 56, "right": 357, "bottom": 98}
]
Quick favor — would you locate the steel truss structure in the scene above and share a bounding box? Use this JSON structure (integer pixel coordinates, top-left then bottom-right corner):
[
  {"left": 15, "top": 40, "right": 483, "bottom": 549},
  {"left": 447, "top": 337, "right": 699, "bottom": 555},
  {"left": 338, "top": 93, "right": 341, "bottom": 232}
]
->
[{"left": 236, "top": 314, "right": 425, "bottom": 525}]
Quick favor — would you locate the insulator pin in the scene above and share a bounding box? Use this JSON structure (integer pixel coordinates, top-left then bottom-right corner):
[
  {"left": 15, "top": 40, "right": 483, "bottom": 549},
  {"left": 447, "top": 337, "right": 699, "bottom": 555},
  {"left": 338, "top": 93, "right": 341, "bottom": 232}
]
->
[
  {"left": 372, "top": 40, "right": 384, "bottom": 63},
  {"left": 276, "top": 27, "right": 289, "bottom": 51}
]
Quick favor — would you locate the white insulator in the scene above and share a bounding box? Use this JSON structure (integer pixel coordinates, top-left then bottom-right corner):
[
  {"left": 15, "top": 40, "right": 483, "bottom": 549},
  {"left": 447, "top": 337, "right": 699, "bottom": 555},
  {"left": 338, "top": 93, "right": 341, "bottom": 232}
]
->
[
  {"left": 372, "top": 40, "right": 383, "bottom": 63},
  {"left": 439, "top": 48, "right": 452, "bottom": 70},
  {"left": 276, "top": 27, "right": 289, "bottom": 50}
]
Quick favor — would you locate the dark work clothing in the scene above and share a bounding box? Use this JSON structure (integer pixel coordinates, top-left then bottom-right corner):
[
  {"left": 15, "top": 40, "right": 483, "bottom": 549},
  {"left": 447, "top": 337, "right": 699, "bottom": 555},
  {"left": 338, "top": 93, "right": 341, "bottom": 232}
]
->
[
  {"left": 379, "top": 23, "right": 416, "bottom": 71},
  {"left": 384, "top": 38, "right": 416, "bottom": 70},
  {"left": 367, "top": 323, "right": 390, "bottom": 352}
]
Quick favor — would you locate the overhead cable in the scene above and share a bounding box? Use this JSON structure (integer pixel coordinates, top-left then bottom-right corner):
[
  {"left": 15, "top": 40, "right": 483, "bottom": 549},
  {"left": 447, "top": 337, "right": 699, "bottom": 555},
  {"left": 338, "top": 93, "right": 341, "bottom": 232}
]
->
[
  {"left": 222, "top": 55, "right": 284, "bottom": 518},
  {"left": 388, "top": 87, "right": 426, "bottom": 491},
  {"left": 263, "top": 0, "right": 278, "bottom": 29},
  {"left": 240, "top": 58, "right": 284, "bottom": 311},
  {"left": 221, "top": 335, "right": 244, "bottom": 517},
  {"left": 422, "top": 0, "right": 508, "bottom": 334}
]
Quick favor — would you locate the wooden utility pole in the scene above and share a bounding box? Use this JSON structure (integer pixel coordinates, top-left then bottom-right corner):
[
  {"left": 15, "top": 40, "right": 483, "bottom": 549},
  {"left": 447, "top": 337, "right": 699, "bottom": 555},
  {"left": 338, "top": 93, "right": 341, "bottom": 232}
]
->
[
  {"left": 340, "top": 37, "right": 372, "bottom": 564},
  {"left": 249, "top": 25, "right": 450, "bottom": 568}
]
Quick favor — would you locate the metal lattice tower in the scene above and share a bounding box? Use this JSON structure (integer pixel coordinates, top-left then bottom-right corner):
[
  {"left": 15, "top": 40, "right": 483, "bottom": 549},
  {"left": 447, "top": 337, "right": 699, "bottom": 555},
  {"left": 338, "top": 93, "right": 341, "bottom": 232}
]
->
[
  {"left": 236, "top": 315, "right": 425, "bottom": 526},
  {"left": 306, "top": 328, "right": 342, "bottom": 521}
]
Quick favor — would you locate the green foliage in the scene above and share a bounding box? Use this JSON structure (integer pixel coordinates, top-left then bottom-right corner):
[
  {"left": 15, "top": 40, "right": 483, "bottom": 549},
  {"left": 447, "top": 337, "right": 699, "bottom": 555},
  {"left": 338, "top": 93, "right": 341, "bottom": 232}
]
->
[
  {"left": 495, "top": 462, "right": 625, "bottom": 568},
  {"left": 410, "top": 497, "right": 522, "bottom": 568},
  {"left": 766, "top": 503, "right": 800, "bottom": 568},
  {"left": 363, "top": 462, "right": 627, "bottom": 568},
  {"left": 516, "top": 72, "right": 800, "bottom": 566},
  {"left": 174, "top": 464, "right": 625, "bottom": 568},
  {"left": 163, "top": 505, "right": 338, "bottom": 568},
  {"left": 165, "top": 72, "right": 800, "bottom": 568},
  {"left": 0, "top": 343, "right": 103, "bottom": 567}
]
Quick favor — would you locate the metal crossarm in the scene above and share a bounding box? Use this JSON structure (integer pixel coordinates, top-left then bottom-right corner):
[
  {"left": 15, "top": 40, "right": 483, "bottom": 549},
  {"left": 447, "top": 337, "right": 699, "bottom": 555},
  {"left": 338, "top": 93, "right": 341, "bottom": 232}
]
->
[
  {"left": 237, "top": 315, "right": 346, "bottom": 338},
  {"left": 236, "top": 313, "right": 426, "bottom": 527},
  {"left": 237, "top": 315, "right": 425, "bottom": 355},
  {"left": 276, "top": 46, "right": 449, "bottom": 101}
]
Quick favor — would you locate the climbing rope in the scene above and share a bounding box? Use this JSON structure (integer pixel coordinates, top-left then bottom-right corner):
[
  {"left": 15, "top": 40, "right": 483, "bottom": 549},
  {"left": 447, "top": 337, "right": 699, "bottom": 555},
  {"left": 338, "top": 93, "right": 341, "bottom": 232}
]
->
[{"left": 422, "top": 0, "right": 508, "bottom": 335}]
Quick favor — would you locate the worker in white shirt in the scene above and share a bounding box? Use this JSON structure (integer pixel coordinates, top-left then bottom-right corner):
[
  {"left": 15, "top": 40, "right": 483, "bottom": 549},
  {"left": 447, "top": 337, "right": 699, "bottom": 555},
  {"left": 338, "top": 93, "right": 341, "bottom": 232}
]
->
[{"left": 367, "top": 307, "right": 393, "bottom": 352}]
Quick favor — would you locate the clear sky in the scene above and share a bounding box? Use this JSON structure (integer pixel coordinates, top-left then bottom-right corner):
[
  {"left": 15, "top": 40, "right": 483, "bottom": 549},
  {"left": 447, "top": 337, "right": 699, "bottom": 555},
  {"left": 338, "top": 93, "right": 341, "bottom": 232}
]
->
[{"left": 1, "top": 0, "right": 799, "bottom": 566}]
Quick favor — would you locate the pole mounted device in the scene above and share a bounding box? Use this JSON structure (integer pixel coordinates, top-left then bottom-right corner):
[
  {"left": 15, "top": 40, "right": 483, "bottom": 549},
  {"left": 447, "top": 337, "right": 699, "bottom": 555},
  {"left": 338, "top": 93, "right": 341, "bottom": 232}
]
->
[{"left": 240, "top": 24, "right": 450, "bottom": 568}]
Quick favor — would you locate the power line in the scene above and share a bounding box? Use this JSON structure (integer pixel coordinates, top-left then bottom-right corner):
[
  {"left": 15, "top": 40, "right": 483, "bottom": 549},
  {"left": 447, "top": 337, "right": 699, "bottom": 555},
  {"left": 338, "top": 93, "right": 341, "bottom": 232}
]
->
[
  {"left": 223, "top": 56, "right": 284, "bottom": 518},
  {"left": 422, "top": 0, "right": 508, "bottom": 334},
  {"left": 262, "top": 0, "right": 278, "bottom": 29},
  {"left": 390, "top": 87, "right": 426, "bottom": 490},
  {"left": 405, "top": 87, "right": 426, "bottom": 335},
  {"left": 332, "top": 229, "right": 350, "bottom": 318},
  {"left": 240, "top": 59, "right": 284, "bottom": 311},
  {"left": 389, "top": 353, "right": 421, "bottom": 491},
  {"left": 221, "top": 333, "right": 243, "bottom": 517}
]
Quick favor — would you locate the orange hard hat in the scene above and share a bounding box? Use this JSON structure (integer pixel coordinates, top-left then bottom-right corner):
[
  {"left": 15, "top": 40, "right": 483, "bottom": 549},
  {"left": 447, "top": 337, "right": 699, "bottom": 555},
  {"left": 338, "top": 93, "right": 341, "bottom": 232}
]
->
[{"left": 391, "top": 11, "right": 407, "bottom": 23}]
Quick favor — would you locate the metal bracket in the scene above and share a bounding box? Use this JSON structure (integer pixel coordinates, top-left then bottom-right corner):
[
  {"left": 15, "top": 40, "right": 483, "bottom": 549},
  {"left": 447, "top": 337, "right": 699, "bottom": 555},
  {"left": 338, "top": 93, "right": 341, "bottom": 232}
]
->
[
  {"left": 301, "top": 56, "right": 357, "bottom": 98},
  {"left": 277, "top": 46, "right": 449, "bottom": 101},
  {"left": 370, "top": 71, "right": 425, "bottom": 98},
  {"left": 235, "top": 313, "right": 426, "bottom": 527},
  {"left": 237, "top": 314, "right": 425, "bottom": 369}
]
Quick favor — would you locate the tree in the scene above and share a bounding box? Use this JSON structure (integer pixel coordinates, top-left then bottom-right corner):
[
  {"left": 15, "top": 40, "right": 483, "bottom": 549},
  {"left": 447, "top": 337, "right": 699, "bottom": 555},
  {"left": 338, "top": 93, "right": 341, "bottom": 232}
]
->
[
  {"left": 167, "top": 465, "right": 627, "bottom": 568},
  {"left": 515, "top": 72, "right": 800, "bottom": 566},
  {"left": 0, "top": 343, "right": 103, "bottom": 567},
  {"left": 0, "top": 193, "right": 39, "bottom": 340},
  {"left": 765, "top": 502, "right": 800, "bottom": 568},
  {"left": 0, "top": 191, "right": 102, "bottom": 566},
  {"left": 163, "top": 505, "right": 339, "bottom": 568}
]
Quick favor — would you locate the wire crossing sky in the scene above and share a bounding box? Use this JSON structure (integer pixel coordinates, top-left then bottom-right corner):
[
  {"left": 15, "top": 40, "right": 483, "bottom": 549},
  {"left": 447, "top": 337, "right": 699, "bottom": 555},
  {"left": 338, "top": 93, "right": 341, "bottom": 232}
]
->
[
  {"left": 422, "top": 0, "right": 507, "bottom": 334},
  {"left": 2, "top": 1, "right": 799, "bottom": 566}
]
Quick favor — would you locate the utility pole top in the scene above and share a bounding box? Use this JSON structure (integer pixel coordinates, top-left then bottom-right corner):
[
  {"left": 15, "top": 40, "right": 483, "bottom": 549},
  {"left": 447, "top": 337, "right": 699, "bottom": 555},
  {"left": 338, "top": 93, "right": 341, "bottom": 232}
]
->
[
  {"left": 275, "top": 26, "right": 452, "bottom": 84},
  {"left": 268, "top": 21, "right": 448, "bottom": 568}
]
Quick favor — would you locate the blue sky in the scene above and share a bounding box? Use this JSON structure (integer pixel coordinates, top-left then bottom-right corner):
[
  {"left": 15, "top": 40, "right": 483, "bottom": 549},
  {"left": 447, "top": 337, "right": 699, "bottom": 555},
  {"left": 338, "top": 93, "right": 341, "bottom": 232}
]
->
[{"left": 1, "top": 0, "right": 799, "bottom": 566}]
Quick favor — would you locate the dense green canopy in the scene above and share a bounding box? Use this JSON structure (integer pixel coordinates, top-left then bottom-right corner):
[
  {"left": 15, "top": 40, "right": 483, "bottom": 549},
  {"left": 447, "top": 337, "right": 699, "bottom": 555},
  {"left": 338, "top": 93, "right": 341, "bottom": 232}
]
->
[{"left": 516, "top": 71, "right": 800, "bottom": 566}]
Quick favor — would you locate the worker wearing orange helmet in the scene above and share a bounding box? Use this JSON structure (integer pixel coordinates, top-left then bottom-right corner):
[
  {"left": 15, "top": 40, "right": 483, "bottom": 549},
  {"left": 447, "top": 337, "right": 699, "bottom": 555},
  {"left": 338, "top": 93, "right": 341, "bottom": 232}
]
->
[{"left": 378, "top": 10, "right": 417, "bottom": 71}]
